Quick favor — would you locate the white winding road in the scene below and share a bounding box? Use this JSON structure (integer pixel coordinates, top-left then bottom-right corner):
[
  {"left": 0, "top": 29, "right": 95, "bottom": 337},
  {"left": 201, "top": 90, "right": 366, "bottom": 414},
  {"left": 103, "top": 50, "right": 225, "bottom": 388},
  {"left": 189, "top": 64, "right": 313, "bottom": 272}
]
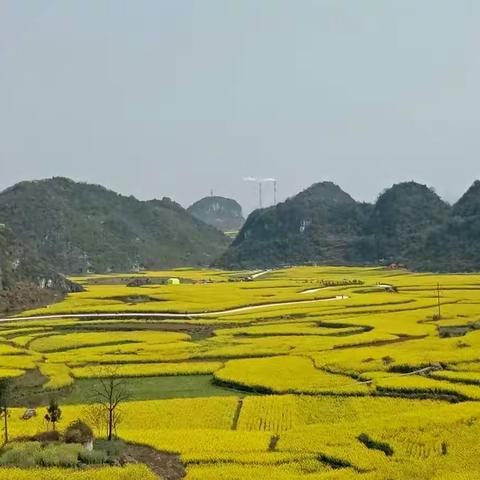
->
[{"left": 0, "top": 295, "right": 349, "bottom": 323}]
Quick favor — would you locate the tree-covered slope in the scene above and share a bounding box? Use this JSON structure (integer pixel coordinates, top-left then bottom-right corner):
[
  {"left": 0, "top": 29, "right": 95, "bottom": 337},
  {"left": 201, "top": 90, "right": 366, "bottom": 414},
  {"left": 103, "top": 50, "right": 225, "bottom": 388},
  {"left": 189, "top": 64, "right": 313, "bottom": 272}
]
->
[
  {"left": 216, "top": 180, "right": 480, "bottom": 272},
  {"left": 372, "top": 182, "right": 450, "bottom": 264},
  {"left": 419, "top": 181, "right": 480, "bottom": 271},
  {"left": 0, "top": 178, "right": 230, "bottom": 274},
  {"left": 216, "top": 182, "right": 374, "bottom": 268},
  {"left": 187, "top": 196, "right": 244, "bottom": 232}
]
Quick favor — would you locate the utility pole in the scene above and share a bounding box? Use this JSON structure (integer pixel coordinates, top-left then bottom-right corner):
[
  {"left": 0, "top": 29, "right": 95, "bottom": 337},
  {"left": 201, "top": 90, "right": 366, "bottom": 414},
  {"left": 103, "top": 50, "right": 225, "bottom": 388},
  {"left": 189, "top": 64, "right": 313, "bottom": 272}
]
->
[{"left": 436, "top": 283, "right": 442, "bottom": 319}]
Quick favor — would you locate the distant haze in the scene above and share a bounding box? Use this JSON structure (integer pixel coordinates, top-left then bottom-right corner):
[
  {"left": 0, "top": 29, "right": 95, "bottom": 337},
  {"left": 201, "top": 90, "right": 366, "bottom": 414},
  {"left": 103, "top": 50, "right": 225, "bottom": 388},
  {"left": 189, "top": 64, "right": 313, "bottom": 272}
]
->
[{"left": 1, "top": 1, "right": 480, "bottom": 213}]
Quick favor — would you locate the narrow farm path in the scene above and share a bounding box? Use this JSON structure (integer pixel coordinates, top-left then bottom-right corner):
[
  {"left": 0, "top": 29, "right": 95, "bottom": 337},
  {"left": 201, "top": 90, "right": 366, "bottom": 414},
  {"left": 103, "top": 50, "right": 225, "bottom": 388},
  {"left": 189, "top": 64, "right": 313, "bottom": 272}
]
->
[
  {"left": 300, "top": 287, "right": 322, "bottom": 294},
  {"left": 231, "top": 398, "right": 244, "bottom": 430},
  {"left": 249, "top": 269, "right": 273, "bottom": 279},
  {"left": 0, "top": 295, "right": 349, "bottom": 322},
  {"left": 126, "top": 444, "right": 186, "bottom": 480}
]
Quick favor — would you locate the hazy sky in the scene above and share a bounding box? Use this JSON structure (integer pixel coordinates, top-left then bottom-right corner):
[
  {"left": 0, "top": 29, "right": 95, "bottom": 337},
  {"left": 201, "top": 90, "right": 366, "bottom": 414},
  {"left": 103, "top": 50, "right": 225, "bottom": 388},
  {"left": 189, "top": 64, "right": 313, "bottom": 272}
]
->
[{"left": 1, "top": 1, "right": 480, "bottom": 213}]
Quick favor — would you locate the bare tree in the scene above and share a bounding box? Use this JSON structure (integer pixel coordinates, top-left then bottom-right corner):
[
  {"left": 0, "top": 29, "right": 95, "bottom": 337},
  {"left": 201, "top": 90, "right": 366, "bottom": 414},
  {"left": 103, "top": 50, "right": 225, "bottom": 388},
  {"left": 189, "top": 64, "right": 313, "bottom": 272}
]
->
[
  {"left": 82, "top": 403, "right": 107, "bottom": 438},
  {"left": 0, "top": 379, "right": 12, "bottom": 445},
  {"left": 90, "top": 366, "right": 129, "bottom": 441}
]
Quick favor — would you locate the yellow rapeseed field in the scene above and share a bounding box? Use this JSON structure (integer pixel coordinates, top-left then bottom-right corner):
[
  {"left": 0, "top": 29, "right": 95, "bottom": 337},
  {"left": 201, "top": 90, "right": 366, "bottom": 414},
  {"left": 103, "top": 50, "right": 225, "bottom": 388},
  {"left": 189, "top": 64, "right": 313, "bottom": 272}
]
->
[{"left": 1, "top": 266, "right": 480, "bottom": 479}]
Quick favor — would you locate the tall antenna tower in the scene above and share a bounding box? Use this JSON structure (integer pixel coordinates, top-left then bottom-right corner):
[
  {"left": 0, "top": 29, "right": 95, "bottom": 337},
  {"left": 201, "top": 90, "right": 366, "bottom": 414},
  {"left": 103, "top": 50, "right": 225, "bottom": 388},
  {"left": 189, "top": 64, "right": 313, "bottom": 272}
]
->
[{"left": 243, "top": 177, "right": 277, "bottom": 208}]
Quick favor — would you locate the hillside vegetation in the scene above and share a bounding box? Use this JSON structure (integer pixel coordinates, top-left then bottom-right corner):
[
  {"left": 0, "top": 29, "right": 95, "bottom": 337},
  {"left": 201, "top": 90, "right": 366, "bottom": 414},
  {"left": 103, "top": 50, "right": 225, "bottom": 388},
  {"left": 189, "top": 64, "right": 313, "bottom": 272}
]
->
[
  {"left": 0, "top": 178, "right": 230, "bottom": 274},
  {"left": 0, "top": 225, "right": 81, "bottom": 313},
  {"left": 217, "top": 180, "right": 480, "bottom": 272}
]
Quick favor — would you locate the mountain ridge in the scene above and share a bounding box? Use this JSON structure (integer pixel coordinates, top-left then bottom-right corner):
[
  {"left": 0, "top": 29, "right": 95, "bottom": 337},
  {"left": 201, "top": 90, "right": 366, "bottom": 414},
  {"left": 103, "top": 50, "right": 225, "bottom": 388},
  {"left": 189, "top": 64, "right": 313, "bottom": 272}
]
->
[
  {"left": 216, "top": 180, "right": 480, "bottom": 272},
  {"left": 0, "top": 177, "right": 230, "bottom": 274}
]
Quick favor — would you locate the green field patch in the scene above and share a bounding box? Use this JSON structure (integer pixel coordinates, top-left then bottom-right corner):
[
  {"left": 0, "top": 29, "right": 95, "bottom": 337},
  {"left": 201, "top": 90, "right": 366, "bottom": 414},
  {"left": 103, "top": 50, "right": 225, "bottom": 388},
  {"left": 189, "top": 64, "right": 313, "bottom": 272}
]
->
[{"left": 62, "top": 374, "right": 243, "bottom": 404}]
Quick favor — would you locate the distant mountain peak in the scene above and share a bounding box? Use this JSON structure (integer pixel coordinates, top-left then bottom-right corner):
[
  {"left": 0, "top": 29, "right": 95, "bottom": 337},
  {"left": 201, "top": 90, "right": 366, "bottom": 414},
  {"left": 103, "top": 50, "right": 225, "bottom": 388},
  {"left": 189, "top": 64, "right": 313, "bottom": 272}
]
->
[
  {"left": 216, "top": 180, "right": 371, "bottom": 268},
  {"left": 453, "top": 180, "right": 480, "bottom": 217},
  {"left": 188, "top": 196, "right": 244, "bottom": 232},
  {"left": 294, "top": 181, "right": 356, "bottom": 205}
]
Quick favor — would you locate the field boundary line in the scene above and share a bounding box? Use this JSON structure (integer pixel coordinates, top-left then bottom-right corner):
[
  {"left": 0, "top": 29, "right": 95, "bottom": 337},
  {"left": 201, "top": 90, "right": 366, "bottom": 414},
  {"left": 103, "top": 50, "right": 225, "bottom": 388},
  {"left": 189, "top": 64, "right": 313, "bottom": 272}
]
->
[{"left": 231, "top": 398, "right": 243, "bottom": 430}]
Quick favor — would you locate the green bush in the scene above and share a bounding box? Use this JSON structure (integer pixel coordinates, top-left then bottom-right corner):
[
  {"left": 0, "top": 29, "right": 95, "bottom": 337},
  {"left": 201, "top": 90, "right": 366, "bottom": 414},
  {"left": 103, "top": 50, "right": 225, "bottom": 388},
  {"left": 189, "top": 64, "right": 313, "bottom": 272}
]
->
[
  {"left": 79, "top": 448, "right": 108, "bottom": 465},
  {"left": 0, "top": 442, "right": 42, "bottom": 467},
  {"left": 64, "top": 420, "right": 93, "bottom": 445},
  {"left": 37, "top": 443, "right": 83, "bottom": 467},
  {"left": 93, "top": 439, "right": 126, "bottom": 463}
]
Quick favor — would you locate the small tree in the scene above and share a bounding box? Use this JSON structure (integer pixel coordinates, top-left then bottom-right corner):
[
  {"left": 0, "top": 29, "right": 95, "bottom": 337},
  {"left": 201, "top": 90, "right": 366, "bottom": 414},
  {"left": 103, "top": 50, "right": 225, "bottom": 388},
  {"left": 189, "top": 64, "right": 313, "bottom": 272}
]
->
[
  {"left": 0, "top": 379, "right": 12, "bottom": 444},
  {"left": 90, "top": 366, "right": 129, "bottom": 441},
  {"left": 45, "top": 398, "right": 62, "bottom": 431}
]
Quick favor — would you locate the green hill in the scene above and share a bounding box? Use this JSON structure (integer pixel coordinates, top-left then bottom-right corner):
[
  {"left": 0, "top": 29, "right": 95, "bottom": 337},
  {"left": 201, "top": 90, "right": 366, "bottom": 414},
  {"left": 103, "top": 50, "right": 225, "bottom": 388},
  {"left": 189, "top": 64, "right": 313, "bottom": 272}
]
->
[
  {"left": 372, "top": 182, "right": 450, "bottom": 265},
  {"left": 215, "top": 182, "right": 374, "bottom": 268},
  {"left": 216, "top": 180, "right": 480, "bottom": 272},
  {"left": 0, "top": 178, "right": 230, "bottom": 274},
  {"left": 419, "top": 181, "right": 480, "bottom": 271}
]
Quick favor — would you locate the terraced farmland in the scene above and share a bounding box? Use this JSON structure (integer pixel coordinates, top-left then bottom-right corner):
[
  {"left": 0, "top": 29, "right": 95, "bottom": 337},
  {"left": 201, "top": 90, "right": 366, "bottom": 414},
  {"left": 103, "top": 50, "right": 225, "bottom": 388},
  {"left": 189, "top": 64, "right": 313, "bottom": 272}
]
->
[{"left": 0, "top": 266, "right": 480, "bottom": 479}]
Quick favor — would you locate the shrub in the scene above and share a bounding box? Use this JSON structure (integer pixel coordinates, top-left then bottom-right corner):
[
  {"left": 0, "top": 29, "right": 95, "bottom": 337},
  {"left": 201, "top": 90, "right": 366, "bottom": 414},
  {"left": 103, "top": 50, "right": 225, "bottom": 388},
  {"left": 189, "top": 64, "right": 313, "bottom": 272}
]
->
[
  {"left": 37, "top": 444, "right": 84, "bottom": 468},
  {"left": 0, "top": 442, "right": 41, "bottom": 467},
  {"left": 93, "top": 439, "right": 126, "bottom": 463},
  {"left": 65, "top": 420, "right": 93, "bottom": 445},
  {"left": 0, "top": 441, "right": 86, "bottom": 468},
  {"left": 78, "top": 449, "right": 108, "bottom": 465}
]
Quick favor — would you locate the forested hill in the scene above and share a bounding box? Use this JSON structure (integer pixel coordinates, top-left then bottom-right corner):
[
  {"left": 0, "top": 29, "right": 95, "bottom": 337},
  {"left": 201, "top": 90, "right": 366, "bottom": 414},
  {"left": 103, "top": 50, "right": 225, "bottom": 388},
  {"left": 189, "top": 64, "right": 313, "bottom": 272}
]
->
[
  {"left": 216, "top": 180, "right": 480, "bottom": 272},
  {"left": 0, "top": 177, "right": 230, "bottom": 274},
  {"left": 215, "top": 182, "right": 374, "bottom": 268},
  {"left": 187, "top": 196, "right": 245, "bottom": 232}
]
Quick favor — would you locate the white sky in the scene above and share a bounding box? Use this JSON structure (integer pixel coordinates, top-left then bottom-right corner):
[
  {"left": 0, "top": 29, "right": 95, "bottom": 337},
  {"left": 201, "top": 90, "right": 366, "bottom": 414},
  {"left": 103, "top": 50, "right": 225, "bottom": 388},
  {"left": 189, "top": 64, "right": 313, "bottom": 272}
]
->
[{"left": 1, "top": 1, "right": 479, "bottom": 213}]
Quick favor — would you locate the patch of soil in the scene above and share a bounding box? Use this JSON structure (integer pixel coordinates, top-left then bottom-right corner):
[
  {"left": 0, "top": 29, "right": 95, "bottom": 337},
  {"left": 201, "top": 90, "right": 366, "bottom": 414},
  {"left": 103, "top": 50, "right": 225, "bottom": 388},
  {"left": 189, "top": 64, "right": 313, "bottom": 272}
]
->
[{"left": 126, "top": 443, "right": 185, "bottom": 480}]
